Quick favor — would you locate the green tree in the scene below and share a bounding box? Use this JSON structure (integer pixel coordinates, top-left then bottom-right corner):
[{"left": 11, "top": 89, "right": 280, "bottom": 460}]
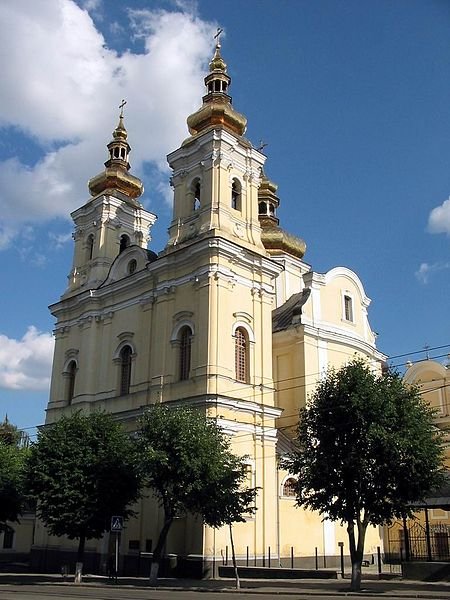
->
[
  {"left": 0, "top": 416, "right": 23, "bottom": 447},
  {"left": 280, "top": 359, "right": 445, "bottom": 591},
  {"left": 200, "top": 456, "right": 257, "bottom": 589},
  {"left": 26, "top": 411, "right": 141, "bottom": 582},
  {"left": 137, "top": 404, "right": 257, "bottom": 584},
  {"left": 0, "top": 416, "right": 28, "bottom": 533}
]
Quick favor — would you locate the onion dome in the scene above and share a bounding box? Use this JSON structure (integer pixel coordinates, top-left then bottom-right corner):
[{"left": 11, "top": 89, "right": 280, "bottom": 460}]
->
[
  {"left": 186, "top": 39, "right": 247, "bottom": 138},
  {"left": 88, "top": 101, "right": 143, "bottom": 200},
  {"left": 258, "top": 172, "right": 306, "bottom": 259}
]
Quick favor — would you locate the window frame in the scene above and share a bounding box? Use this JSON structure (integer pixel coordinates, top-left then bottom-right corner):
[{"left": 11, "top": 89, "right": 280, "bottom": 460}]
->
[
  {"left": 234, "top": 327, "right": 249, "bottom": 383},
  {"left": 119, "top": 344, "right": 133, "bottom": 395},
  {"left": 178, "top": 325, "right": 192, "bottom": 381},
  {"left": 343, "top": 293, "right": 354, "bottom": 323},
  {"left": 231, "top": 177, "right": 242, "bottom": 211}
]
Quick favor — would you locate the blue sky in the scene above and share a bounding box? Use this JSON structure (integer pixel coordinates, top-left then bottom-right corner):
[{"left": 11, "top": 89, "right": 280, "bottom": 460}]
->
[{"left": 1, "top": 0, "right": 449, "bottom": 434}]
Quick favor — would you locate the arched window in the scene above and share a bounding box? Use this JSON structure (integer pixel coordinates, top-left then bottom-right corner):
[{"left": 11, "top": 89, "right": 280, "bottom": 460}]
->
[
  {"left": 66, "top": 360, "right": 77, "bottom": 405},
  {"left": 179, "top": 326, "right": 192, "bottom": 381},
  {"left": 235, "top": 327, "right": 249, "bottom": 383},
  {"left": 231, "top": 179, "right": 241, "bottom": 211},
  {"left": 282, "top": 477, "right": 297, "bottom": 498},
  {"left": 192, "top": 179, "right": 201, "bottom": 211},
  {"left": 258, "top": 201, "right": 267, "bottom": 216},
  {"left": 120, "top": 345, "right": 132, "bottom": 395},
  {"left": 120, "top": 234, "right": 130, "bottom": 253},
  {"left": 87, "top": 234, "right": 94, "bottom": 261},
  {"left": 128, "top": 259, "right": 137, "bottom": 275}
]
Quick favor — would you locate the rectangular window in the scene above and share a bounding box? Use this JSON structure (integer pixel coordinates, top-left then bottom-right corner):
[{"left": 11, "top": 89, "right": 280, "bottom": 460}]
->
[
  {"left": 128, "top": 539, "right": 140, "bottom": 551},
  {"left": 3, "top": 528, "right": 14, "bottom": 549},
  {"left": 344, "top": 295, "right": 353, "bottom": 322}
]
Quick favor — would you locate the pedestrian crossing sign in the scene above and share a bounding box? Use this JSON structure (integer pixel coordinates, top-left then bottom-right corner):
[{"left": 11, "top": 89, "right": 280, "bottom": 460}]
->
[{"left": 110, "top": 516, "right": 124, "bottom": 532}]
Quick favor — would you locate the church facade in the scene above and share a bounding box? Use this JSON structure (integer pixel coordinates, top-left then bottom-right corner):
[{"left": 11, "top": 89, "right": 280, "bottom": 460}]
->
[{"left": 32, "top": 41, "right": 386, "bottom": 575}]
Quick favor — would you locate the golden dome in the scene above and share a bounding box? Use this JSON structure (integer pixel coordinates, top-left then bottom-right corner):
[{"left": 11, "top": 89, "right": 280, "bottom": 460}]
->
[
  {"left": 186, "top": 41, "right": 247, "bottom": 138},
  {"left": 258, "top": 172, "right": 306, "bottom": 259},
  {"left": 261, "top": 227, "right": 306, "bottom": 260},
  {"left": 88, "top": 103, "right": 143, "bottom": 200}
]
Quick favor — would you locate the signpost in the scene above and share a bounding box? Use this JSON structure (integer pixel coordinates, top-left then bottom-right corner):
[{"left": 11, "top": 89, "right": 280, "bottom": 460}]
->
[{"left": 111, "top": 516, "right": 123, "bottom": 583}]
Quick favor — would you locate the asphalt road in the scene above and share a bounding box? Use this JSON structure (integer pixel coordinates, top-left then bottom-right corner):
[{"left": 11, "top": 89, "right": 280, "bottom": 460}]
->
[{"left": 0, "top": 587, "right": 399, "bottom": 600}]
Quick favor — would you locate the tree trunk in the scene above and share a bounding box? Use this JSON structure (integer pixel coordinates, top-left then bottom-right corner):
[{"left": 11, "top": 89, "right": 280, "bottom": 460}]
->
[
  {"left": 149, "top": 516, "right": 173, "bottom": 584},
  {"left": 229, "top": 522, "right": 240, "bottom": 590},
  {"left": 75, "top": 533, "right": 85, "bottom": 584},
  {"left": 347, "top": 519, "right": 368, "bottom": 592}
]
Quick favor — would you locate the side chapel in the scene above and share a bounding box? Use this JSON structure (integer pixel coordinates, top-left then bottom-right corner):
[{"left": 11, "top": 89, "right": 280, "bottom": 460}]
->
[{"left": 32, "top": 40, "right": 386, "bottom": 575}]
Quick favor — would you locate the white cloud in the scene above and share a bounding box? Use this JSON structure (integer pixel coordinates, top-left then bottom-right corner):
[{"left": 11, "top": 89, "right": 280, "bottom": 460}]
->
[
  {"left": 49, "top": 231, "right": 73, "bottom": 249},
  {"left": 0, "top": 327, "right": 54, "bottom": 390},
  {"left": 428, "top": 198, "right": 450, "bottom": 235},
  {"left": 415, "top": 261, "right": 450, "bottom": 284},
  {"left": 0, "top": 0, "right": 216, "bottom": 248}
]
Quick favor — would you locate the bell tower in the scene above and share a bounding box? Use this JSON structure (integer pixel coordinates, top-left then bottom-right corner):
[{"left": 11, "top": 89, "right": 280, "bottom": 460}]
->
[
  {"left": 66, "top": 102, "right": 156, "bottom": 295},
  {"left": 165, "top": 38, "right": 266, "bottom": 253}
]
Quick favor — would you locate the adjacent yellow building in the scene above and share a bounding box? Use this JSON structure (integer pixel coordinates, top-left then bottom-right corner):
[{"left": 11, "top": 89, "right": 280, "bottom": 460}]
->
[{"left": 28, "top": 41, "right": 388, "bottom": 576}]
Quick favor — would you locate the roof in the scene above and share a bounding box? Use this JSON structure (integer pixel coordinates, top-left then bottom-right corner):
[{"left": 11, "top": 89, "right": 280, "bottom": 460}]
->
[
  {"left": 276, "top": 429, "right": 297, "bottom": 457},
  {"left": 410, "top": 472, "right": 450, "bottom": 509},
  {"left": 272, "top": 289, "right": 311, "bottom": 333}
]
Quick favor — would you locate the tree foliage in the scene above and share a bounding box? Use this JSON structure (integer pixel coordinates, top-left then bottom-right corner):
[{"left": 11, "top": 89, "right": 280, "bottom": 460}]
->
[
  {"left": 281, "top": 358, "right": 445, "bottom": 590},
  {"left": 137, "top": 404, "right": 257, "bottom": 583},
  {"left": 0, "top": 416, "right": 24, "bottom": 448},
  {"left": 26, "top": 411, "right": 141, "bottom": 574},
  {"left": 0, "top": 416, "right": 28, "bottom": 532}
]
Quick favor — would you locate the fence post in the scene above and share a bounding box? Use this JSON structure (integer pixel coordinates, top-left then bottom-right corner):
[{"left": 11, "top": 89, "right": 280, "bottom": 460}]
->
[
  {"left": 268, "top": 546, "right": 271, "bottom": 568},
  {"left": 424, "top": 508, "right": 432, "bottom": 562},
  {"left": 291, "top": 546, "right": 294, "bottom": 569},
  {"left": 246, "top": 546, "right": 249, "bottom": 567},
  {"left": 377, "top": 546, "right": 382, "bottom": 578},
  {"left": 402, "top": 516, "right": 410, "bottom": 561},
  {"left": 338, "top": 542, "right": 344, "bottom": 579},
  {"left": 225, "top": 545, "right": 228, "bottom": 566},
  {"left": 315, "top": 547, "right": 318, "bottom": 570}
]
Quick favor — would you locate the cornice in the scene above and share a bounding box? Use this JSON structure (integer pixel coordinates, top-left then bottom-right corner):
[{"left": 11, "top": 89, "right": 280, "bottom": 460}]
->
[{"left": 279, "top": 320, "right": 387, "bottom": 361}]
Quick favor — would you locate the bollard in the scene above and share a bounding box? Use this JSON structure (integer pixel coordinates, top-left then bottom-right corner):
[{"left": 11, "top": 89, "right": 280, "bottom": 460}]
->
[
  {"left": 268, "top": 546, "right": 271, "bottom": 568},
  {"left": 246, "top": 546, "right": 249, "bottom": 567},
  {"left": 291, "top": 546, "right": 294, "bottom": 569},
  {"left": 315, "top": 547, "right": 318, "bottom": 570},
  {"left": 377, "top": 546, "right": 382, "bottom": 578}
]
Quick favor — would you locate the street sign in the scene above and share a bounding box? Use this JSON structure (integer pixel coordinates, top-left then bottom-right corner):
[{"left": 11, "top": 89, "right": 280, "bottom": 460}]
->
[{"left": 110, "top": 516, "right": 124, "bottom": 532}]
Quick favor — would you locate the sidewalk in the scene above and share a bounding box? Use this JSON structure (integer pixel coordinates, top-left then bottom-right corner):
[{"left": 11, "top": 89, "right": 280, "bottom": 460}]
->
[{"left": 1, "top": 572, "right": 450, "bottom": 598}]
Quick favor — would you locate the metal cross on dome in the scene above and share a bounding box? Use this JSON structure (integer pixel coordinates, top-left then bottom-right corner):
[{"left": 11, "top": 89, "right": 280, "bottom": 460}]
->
[
  {"left": 214, "top": 27, "right": 223, "bottom": 45},
  {"left": 119, "top": 99, "right": 127, "bottom": 118}
]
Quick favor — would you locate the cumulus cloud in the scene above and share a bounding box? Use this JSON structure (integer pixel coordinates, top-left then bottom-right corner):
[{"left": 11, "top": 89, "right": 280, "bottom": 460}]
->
[
  {"left": 0, "top": 0, "right": 216, "bottom": 247},
  {"left": 0, "top": 327, "right": 54, "bottom": 390},
  {"left": 427, "top": 198, "right": 450, "bottom": 236},
  {"left": 415, "top": 261, "right": 450, "bottom": 284}
]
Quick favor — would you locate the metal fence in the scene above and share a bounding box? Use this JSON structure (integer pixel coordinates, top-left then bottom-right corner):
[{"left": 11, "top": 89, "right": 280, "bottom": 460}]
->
[{"left": 386, "top": 521, "right": 450, "bottom": 563}]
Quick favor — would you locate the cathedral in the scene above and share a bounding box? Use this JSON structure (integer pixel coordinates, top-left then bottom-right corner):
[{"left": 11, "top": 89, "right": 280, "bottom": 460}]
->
[{"left": 31, "top": 40, "right": 386, "bottom": 575}]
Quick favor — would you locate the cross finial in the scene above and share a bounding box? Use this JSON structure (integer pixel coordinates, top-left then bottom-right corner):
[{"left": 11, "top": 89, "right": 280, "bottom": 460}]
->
[
  {"left": 214, "top": 27, "right": 223, "bottom": 47},
  {"left": 119, "top": 99, "right": 127, "bottom": 118},
  {"left": 257, "top": 140, "right": 268, "bottom": 152}
]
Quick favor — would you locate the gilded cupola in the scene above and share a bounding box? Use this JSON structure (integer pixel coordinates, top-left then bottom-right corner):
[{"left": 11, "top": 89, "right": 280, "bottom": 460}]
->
[
  {"left": 88, "top": 101, "right": 144, "bottom": 200},
  {"left": 186, "top": 34, "right": 247, "bottom": 138},
  {"left": 258, "top": 172, "right": 306, "bottom": 259}
]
